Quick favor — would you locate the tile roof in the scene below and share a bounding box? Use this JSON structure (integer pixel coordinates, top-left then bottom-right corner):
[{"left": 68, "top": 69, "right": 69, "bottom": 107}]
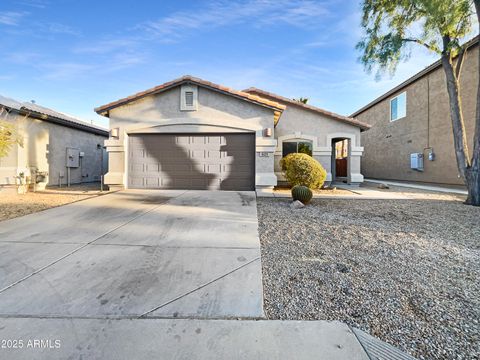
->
[
  {"left": 243, "top": 88, "right": 371, "bottom": 131},
  {"left": 0, "top": 94, "right": 108, "bottom": 136},
  {"left": 95, "top": 75, "right": 286, "bottom": 116}
]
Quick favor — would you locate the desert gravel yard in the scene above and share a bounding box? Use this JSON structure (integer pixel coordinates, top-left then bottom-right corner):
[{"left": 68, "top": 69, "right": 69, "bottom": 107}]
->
[
  {"left": 258, "top": 197, "right": 480, "bottom": 360},
  {"left": 0, "top": 183, "right": 107, "bottom": 221}
]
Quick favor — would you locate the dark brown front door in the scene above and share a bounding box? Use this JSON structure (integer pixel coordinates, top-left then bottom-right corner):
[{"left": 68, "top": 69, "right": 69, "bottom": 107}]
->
[{"left": 128, "top": 133, "right": 255, "bottom": 190}]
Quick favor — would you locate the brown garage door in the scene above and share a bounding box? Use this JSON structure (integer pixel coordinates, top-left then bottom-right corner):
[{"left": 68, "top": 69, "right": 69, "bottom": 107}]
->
[{"left": 128, "top": 133, "right": 255, "bottom": 190}]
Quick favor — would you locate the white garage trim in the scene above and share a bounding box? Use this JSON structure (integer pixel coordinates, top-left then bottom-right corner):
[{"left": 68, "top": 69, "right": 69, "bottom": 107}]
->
[{"left": 125, "top": 118, "right": 263, "bottom": 134}]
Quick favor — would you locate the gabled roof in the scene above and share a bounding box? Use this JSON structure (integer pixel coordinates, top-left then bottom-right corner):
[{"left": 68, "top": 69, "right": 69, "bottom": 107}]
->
[
  {"left": 0, "top": 95, "right": 108, "bottom": 136},
  {"left": 351, "top": 35, "right": 479, "bottom": 117},
  {"left": 95, "top": 75, "right": 286, "bottom": 117},
  {"left": 243, "top": 87, "right": 371, "bottom": 131}
]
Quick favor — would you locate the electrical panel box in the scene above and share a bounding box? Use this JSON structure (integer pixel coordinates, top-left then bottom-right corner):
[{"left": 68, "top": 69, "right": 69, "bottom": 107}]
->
[
  {"left": 410, "top": 153, "right": 424, "bottom": 171},
  {"left": 66, "top": 147, "right": 80, "bottom": 168}
]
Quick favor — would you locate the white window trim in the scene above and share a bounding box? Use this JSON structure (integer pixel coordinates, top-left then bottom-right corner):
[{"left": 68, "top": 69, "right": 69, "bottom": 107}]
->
[
  {"left": 282, "top": 140, "right": 313, "bottom": 157},
  {"left": 180, "top": 84, "right": 198, "bottom": 111},
  {"left": 390, "top": 91, "right": 407, "bottom": 122},
  {"left": 275, "top": 133, "right": 318, "bottom": 155}
]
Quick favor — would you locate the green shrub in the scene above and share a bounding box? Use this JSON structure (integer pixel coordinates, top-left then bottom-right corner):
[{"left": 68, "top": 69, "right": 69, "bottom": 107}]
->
[
  {"left": 280, "top": 153, "right": 327, "bottom": 189},
  {"left": 291, "top": 185, "right": 313, "bottom": 204}
]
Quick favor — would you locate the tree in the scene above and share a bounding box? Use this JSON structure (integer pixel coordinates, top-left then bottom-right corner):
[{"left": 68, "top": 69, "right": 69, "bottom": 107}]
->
[
  {"left": 357, "top": 0, "right": 480, "bottom": 206},
  {"left": 0, "top": 107, "right": 23, "bottom": 158},
  {"left": 293, "top": 97, "right": 309, "bottom": 104}
]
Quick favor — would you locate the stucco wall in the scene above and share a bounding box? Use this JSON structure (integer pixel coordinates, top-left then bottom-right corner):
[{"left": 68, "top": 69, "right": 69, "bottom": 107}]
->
[
  {"left": 0, "top": 116, "right": 18, "bottom": 184},
  {"left": 357, "top": 46, "right": 478, "bottom": 186},
  {"left": 0, "top": 112, "right": 107, "bottom": 186},
  {"left": 105, "top": 85, "right": 276, "bottom": 188},
  {"left": 274, "top": 105, "right": 363, "bottom": 183}
]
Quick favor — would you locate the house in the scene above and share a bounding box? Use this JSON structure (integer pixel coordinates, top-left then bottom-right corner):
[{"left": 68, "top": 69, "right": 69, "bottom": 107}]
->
[
  {"left": 352, "top": 37, "right": 479, "bottom": 186},
  {"left": 0, "top": 95, "right": 109, "bottom": 190},
  {"left": 95, "top": 75, "right": 370, "bottom": 191}
]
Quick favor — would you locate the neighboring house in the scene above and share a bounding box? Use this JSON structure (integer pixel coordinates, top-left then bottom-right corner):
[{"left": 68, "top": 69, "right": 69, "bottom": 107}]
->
[
  {"left": 352, "top": 37, "right": 479, "bottom": 186},
  {"left": 0, "top": 95, "right": 109, "bottom": 189},
  {"left": 95, "top": 75, "right": 370, "bottom": 191}
]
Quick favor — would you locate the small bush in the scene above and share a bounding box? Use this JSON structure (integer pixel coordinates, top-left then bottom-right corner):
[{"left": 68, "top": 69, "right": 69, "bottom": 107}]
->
[
  {"left": 280, "top": 153, "right": 327, "bottom": 189},
  {"left": 291, "top": 185, "right": 313, "bottom": 204}
]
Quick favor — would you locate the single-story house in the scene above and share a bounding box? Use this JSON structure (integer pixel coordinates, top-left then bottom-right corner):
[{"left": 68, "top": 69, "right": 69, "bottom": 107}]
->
[
  {"left": 352, "top": 36, "right": 479, "bottom": 186},
  {"left": 0, "top": 95, "right": 109, "bottom": 190},
  {"left": 95, "top": 76, "right": 370, "bottom": 191}
]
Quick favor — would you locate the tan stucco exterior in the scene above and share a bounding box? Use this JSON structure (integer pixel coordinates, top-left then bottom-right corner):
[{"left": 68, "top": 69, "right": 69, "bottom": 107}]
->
[
  {"left": 104, "top": 85, "right": 276, "bottom": 189},
  {"left": 254, "top": 98, "right": 364, "bottom": 184},
  {"left": 356, "top": 45, "right": 478, "bottom": 186},
  {"left": 0, "top": 112, "right": 107, "bottom": 187},
  {"left": 100, "top": 78, "right": 366, "bottom": 189}
]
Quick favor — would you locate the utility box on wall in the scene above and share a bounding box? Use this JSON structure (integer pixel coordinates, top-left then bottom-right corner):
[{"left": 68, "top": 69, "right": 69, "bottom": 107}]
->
[
  {"left": 410, "top": 153, "right": 424, "bottom": 171},
  {"left": 66, "top": 148, "right": 80, "bottom": 168}
]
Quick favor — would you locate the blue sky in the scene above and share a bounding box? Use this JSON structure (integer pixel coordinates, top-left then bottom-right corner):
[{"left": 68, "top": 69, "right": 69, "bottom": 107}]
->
[{"left": 0, "top": 0, "right": 441, "bottom": 128}]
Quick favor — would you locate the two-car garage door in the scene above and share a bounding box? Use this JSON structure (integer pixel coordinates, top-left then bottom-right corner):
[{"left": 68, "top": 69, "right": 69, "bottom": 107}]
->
[{"left": 128, "top": 133, "right": 255, "bottom": 190}]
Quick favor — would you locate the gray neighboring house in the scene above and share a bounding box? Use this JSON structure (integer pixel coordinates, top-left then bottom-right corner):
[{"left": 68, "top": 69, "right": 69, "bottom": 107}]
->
[
  {"left": 0, "top": 95, "right": 109, "bottom": 190},
  {"left": 95, "top": 75, "right": 370, "bottom": 191}
]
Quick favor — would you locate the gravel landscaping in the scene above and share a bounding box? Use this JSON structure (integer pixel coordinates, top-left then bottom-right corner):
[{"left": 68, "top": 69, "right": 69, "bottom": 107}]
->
[
  {"left": 0, "top": 183, "right": 107, "bottom": 221},
  {"left": 258, "top": 197, "right": 480, "bottom": 359}
]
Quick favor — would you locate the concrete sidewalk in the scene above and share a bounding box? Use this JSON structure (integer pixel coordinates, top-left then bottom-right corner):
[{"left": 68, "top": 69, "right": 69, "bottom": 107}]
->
[
  {"left": 0, "top": 318, "right": 370, "bottom": 360},
  {"left": 365, "top": 179, "right": 468, "bottom": 195}
]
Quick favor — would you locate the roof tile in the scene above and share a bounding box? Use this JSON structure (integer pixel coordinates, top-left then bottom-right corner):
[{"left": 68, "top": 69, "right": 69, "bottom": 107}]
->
[
  {"left": 95, "top": 75, "right": 286, "bottom": 115},
  {"left": 243, "top": 87, "right": 371, "bottom": 131}
]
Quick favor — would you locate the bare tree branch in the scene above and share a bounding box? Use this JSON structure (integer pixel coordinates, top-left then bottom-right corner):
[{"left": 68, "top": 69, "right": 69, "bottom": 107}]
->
[{"left": 402, "top": 38, "right": 436, "bottom": 51}]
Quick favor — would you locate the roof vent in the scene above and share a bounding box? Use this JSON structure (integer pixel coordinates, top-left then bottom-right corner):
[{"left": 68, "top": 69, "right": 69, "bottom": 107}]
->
[
  {"left": 180, "top": 85, "right": 198, "bottom": 111},
  {"left": 185, "top": 91, "right": 194, "bottom": 107}
]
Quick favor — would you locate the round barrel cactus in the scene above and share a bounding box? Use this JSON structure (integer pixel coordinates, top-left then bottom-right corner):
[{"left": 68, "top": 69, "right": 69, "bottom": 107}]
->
[{"left": 291, "top": 185, "right": 313, "bottom": 204}]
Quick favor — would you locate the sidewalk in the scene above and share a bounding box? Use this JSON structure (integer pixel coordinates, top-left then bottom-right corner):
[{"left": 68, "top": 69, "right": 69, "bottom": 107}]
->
[
  {"left": 0, "top": 318, "right": 415, "bottom": 360},
  {"left": 365, "top": 179, "right": 468, "bottom": 195}
]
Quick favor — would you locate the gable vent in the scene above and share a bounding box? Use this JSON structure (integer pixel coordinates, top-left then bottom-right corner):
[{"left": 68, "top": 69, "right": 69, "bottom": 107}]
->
[
  {"left": 185, "top": 91, "right": 194, "bottom": 107},
  {"left": 180, "top": 85, "right": 198, "bottom": 111}
]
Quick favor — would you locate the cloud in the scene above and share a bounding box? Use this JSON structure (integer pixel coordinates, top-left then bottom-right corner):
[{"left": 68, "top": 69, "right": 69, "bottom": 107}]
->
[
  {"left": 104, "top": 53, "right": 147, "bottom": 72},
  {"left": 45, "top": 23, "right": 80, "bottom": 36},
  {"left": 15, "top": 0, "right": 49, "bottom": 8},
  {"left": 0, "top": 11, "right": 27, "bottom": 26},
  {"left": 6, "top": 51, "right": 44, "bottom": 64},
  {"left": 35, "top": 52, "right": 146, "bottom": 80},
  {"left": 39, "top": 62, "right": 96, "bottom": 80},
  {"left": 304, "top": 40, "right": 329, "bottom": 48},
  {"left": 139, "top": 0, "right": 330, "bottom": 42},
  {"left": 0, "top": 74, "right": 15, "bottom": 80},
  {"left": 73, "top": 38, "right": 138, "bottom": 54}
]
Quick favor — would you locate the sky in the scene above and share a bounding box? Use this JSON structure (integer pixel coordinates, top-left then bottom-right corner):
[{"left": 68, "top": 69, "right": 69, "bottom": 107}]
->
[{"left": 0, "top": 0, "right": 443, "bottom": 128}]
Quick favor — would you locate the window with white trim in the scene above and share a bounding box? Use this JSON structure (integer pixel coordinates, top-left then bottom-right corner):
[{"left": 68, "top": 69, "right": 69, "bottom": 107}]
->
[
  {"left": 390, "top": 92, "right": 406, "bottom": 121},
  {"left": 180, "top": 85, "right": 198, "bottom": 111},
  {"left": 282, "top": 140, "right": 312, "bottom": 157}
]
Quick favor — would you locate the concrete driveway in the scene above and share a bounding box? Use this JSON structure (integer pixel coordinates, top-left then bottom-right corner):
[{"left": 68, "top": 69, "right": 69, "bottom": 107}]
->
[
  {"left": 0, "top": 190, "right": 403, "bottom": 360},
  {"left": 0, "top": 190, "right": 263, "bottom": 319}
]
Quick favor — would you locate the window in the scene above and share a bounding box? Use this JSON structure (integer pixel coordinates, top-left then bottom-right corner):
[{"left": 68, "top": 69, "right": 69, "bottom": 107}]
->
[
  {"left": 390, "top": 92, "right": 406, "bottom": 121},
  {"left": 282, "top": 141, "right": 313, "bottom": 157},
  {"left": 180, "top": 85, "right": 198, "bottom": 111}
]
